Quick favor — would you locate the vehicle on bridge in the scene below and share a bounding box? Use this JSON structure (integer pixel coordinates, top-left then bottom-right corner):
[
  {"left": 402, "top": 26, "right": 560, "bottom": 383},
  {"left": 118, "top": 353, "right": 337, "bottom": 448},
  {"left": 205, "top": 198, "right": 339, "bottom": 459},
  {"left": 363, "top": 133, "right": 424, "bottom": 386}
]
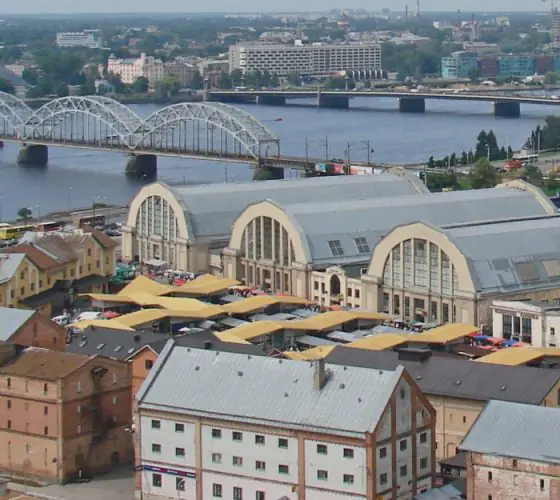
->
[
  {"left": 0, "top": 220, "right": 62, "bottom": 240},
  {"left": 512, "top": 152, "right": 539, "bottom": 166}
]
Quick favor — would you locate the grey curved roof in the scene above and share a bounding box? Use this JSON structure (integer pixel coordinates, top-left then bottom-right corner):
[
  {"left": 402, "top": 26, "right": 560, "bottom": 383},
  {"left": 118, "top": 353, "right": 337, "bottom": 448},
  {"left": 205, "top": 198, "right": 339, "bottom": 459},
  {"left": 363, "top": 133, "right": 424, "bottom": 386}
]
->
[
  {"left": 443, "top": 215, "right": 560, "bottom": 294},
  {"left": 166, "top": 172, "right": 427, "bottom": 240},
  {"left": 277, "top": 186, "right": 553, "bottom": 265}
]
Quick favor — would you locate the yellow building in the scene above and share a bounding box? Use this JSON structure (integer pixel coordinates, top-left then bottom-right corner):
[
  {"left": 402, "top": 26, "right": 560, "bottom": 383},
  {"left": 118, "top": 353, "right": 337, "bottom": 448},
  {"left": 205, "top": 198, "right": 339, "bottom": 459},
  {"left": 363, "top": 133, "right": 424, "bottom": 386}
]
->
[{"left": 0, "top": 227, "right": 117, "bottom": 316}]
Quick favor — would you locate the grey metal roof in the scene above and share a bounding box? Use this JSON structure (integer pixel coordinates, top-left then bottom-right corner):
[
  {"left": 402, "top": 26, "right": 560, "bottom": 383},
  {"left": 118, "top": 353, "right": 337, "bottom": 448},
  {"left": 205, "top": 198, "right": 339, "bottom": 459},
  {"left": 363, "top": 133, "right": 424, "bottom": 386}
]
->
[
  {"left": 165, "top": 173, "right": 427, "bottom": 240},
  {"left": 0, "top": 307, "right": 35, "bottom": 342},
  {"left": 415, "top": 479, "right": 465, "bottom": 500},
  {"left": 443, "top": 215, "right": 560, "bottom": 293},
  {"left": 0, "top": 254, "right": 25, "bottom": 284},
  {"left": 250, "top": 312, "right": 298, "bottom": 321},
  {"left": 459, "top": 400, "right": 560, "bottom": 464},
  {"left": 296, "top": 335, "right": 338, "bottom": 346},
  {"left": 137, "top": 340, "right": 404, "bottom": 437},
  {"left": 278, "top": 185, "right": 553, "bottom": 265},
  {"left": 326, "top": 346, "right": 560, "bottom": 404}
]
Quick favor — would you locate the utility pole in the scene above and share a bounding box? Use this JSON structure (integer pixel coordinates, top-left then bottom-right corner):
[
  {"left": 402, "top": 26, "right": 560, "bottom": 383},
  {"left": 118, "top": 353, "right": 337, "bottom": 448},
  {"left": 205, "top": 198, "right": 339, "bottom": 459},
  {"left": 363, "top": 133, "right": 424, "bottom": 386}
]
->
[
  {"left": 305, "top": 136, "right": 309, "bottom": 166},
  {"left": 367, "top": 140, "right": 372, "bottom": 165},
  {"left": 346, "top": 142, "right": 351, "bottom": 167},
  {"left": 325, "top": 136, "right": 329, "bottom": 161}
]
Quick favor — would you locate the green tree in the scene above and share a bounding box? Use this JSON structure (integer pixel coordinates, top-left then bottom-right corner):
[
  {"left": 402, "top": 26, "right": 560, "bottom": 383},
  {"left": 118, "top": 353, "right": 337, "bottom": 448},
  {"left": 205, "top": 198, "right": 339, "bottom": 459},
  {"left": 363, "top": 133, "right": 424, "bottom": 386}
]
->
[
  {"left": 17, "top": 207, "right": 32, "bottom": 226},
  {"left": 449, "top": 152, "right": 457, "bottom": 167},
  {"left": 544, "top": 72, "right": 559, "bottom": 85},
  {"left": 507, "top": 145, "right": 514, "bottom": 158},
  {"left": 469, "top": 158, "right": 498, "bottom": 189},
  {"left": 270, "top": 73, "right": 280, "bottom": 88},
  {"left": 230, "top": 69, "right": 243, "bottom": 87},
  {"left": 131, "top": 76, "right": 149, "bottom": 93},
  {"left": 286, "top": 72, "right": 301, "bottom": 86},
  {"left": 218, "top": 72, "right": 232, "bottom": 89},
  {"left": 0, "top": 78, "right": 15, "bottom": 94},
  {"left": 499, "top": 146, "right": 507, "bottom": 160},
  {"left": 475, "top": 130, "right": 488, "bottom": 159},
  {"left": 523, "top": 164, "right": 543, "bottom": 185},
  {"left": 22, "top": 68, "right": 39, "bottom": 86},
  {"left": 78, "top": 81, "right": 96, "bottom": 96},
  {"left": 155, "top": 76, "right": 180, "bottom": 99},
  {"left": 460, "top": 151, "right": 468, "bottom": 165},
  {"left": 427, "top": 156, "right": 435, "bottom": 169},
  {"left": 190, "top": 71, "right": 203, "bottom": 90},
  {"left": 56, "top": 84, "right": 69, "bottom": 97},
  {"left": 547, "top": 170, "right": 560, "bottom": 193},
  {"left": 106, "top": 72, "right": 125, "bottom": 94}
]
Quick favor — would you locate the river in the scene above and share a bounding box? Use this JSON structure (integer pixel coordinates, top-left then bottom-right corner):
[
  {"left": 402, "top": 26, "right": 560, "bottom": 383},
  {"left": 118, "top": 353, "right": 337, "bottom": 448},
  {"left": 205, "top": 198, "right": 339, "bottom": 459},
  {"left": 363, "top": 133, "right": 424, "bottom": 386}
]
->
[{"left": 0, "top": 97, "right": 558, "bottom": 219}]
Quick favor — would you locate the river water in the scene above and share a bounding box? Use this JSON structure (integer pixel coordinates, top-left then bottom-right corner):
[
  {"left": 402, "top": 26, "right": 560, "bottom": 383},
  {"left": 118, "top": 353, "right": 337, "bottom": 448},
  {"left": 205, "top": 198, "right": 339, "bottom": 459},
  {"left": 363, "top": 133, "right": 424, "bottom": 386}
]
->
[{"left": 0, "top": 97, "right": 558, "bottom": 219}]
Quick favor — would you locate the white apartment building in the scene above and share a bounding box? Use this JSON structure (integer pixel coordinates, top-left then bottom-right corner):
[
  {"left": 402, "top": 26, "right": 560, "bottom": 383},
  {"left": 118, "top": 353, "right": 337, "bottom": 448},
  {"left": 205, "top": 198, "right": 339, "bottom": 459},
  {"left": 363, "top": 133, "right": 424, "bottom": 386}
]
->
[
  {"left": 228, "top": 41, "right": 382, "bottom": 77},
  {"left": 492, "top": 300, "right": 560, "bottom": 348},
  {"left": 56, "top": 30, "right": 103, "bottom": 49},
  {"left": 107, "top": 53, "right": 195, "bottom": 86},
  {"left": 135, "top": 340, "right": 436, "bottom": 500}
]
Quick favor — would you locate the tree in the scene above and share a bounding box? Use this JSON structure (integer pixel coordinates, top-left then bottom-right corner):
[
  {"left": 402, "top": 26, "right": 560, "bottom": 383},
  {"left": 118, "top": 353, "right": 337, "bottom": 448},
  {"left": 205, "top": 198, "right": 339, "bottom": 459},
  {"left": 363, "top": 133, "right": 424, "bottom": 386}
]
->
[
  {"left": 0, "top": 78, "right": 15, "bottom": 94},
  {"left": 449, "top": 152, "right": 457, "bottom": 167},
  {"left": 523, "top": 164, "right": 543, "bottom": 185},
  {"left": 154, "top": 76, "right": 180, "bottom": 99},
  {"left": 469, "top": 158, "right": 498, "bottom": 189},
  {"left": 190, "top": 71, "right": 203, "bottom": 90},
  {"left": 507, "top": 145, "right": 514, "bottom": 158},
  {"left": 460, "top": 151, "right": 468, "bottom": 165},
  {"left": 230, "top": 68, "right": 243, "bottom": 88},
  {"left": 131, "top": 76, "right": 149, "bottom": 93},
  {"left": 544, "top": 71, "right": 559, "bottom": 85},
  {"left": 106, "top": 72, "right": 125, "bottom": 94},
  {"left": 17, "top": 207, "right": 32, "bottom": 226},
  {"left": 286, "top": 72, "right": 301, "bottom": 86},
  {"left": 218, "top": 72, "right": 232, "bottom": 89},
  {"left": 547, "top": 170, "right": 560, "bottom": 193},
  {"left": 22, "top": 68, "right": 39, "bottom": 86},
  {"left": 56, "top": 84, "right": 69, "bottom": 97},
  {"left": 427, "top": 156, "right": 435, "bottom": 169},
  {"left": 78, "top": 81, "right": 96, "bottom": 96},
  {"left": 270, "top": 73, "right": 280, "bottom": 88},
  {"left": 475, "top": 130, "right": 488, "bottom": 159}
]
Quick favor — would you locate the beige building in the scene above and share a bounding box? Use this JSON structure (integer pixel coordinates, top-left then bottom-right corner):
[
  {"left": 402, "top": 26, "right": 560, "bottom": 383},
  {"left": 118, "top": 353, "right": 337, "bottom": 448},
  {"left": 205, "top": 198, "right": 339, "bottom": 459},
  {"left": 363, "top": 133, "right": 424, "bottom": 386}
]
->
[
  {"left": 0, "top": 347, "right": 133, "bottom": 483},
  {"left": 121, "top": 172, "right": 427, "bottom": 273}
]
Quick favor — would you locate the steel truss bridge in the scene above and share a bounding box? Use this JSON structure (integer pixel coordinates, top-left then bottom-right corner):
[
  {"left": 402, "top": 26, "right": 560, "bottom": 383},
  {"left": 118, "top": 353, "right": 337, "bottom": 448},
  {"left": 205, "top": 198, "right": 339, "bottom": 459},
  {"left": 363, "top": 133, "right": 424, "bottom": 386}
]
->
[{"left": 0, "top": 93, "right": 285, "bottom": 168}]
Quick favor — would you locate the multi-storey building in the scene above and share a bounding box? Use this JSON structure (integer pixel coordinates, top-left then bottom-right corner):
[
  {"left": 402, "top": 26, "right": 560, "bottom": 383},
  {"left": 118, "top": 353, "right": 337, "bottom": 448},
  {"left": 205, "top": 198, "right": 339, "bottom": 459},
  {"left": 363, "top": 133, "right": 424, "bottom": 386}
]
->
[
  {"left": 0, "top": 307, "right": 66, "bottom": 351},
  {"left": 135, "top": 340, "right": 436, "bottom": 500},
  {"left": 0, "top": 347, "right": 133, "bottom": 482},
  {"left": 0, "top": 227, "right": 117, "bottom": 316},
  {"left": 460, "top": 400, "right": 560, "bottom": 500},
  {"left": 56, "top": 30, "right": 103, "bottom": 49},
  {"left": 497, "top": 54, "right": 536, "bottom": 78},
  {"left": 228, "top": 41, "right": 382, "bottom": 78},
  {"left": 441, "top": 51, "right": 479, "bottom": 79}
]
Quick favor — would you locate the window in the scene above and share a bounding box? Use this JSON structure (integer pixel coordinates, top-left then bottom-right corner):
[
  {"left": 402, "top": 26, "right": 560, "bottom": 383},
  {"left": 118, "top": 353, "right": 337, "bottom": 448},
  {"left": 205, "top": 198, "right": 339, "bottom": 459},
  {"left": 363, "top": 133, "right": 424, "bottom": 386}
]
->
[
  {"left": 175, "top": 447, "right": 185, "bottom": 457},
  {"left": 20, "top": 287, "right": 24, "bottom": 296},
  {"left": 212, "top": 484, "right": 223, "bottom": 497},
  {"left": 175, "top": 423, "right": 185, "bottom": 433},
  {"left": 151, "top": 420, "right": 160, "bottom": 429},
  {"left": 77, "top": 424, "right": 81, "bottom": 434},
  {"left": 343, "top": 474, "right": 354, "bottom": 484},
  {"left": 488, "top": 471, "right": 493, "bottom": 482},
  {"left": 380, "top": 472, "right": 388, "bottom": 485},
  {"left": 152, "top": 444, "right": 161, "bottom": 454},
  {"left": 317, "top": 444, "right": 328, "bottom": 455},
  {"left": 212, "top": 453, "right": 222, "bottom": 464},
  {"left": 420, "top": 457, "right": 428, "bottom": 469},
  {"left": 7, "top": 400, "right": 10, "bottom": 409},
  {"left": 44, "top": 406, "right": 48, "bottom": 415},
  {"left": 87, "top": 249, "right": 92, "bottom": 257},
  {"left": 420, "top": 432, "right": 427, "bottom": 444},
  {"left": 255, "top": 434, "right": 265, "bottom": 445},
  {"left": 551, "top": 327, "right": 556, "bottom": 336},
  {"left": 145, "top": 360, "right": 153, "bottom": 370},
  {"left": 7, "top": 420, "right": 11, "bottom": 429},
  {"left": 278, "top": 438, "right": 288, "bottom": 449},
  {"left": 328, "top": 239, "right": 344, "bottom": 256},
  {"left": 278, "top": 464, "right": 289, "bottom": 474},
  {"left": 540, "top": 479, "right": 545, "bottom": 491},
  {"left": 317, "top": 469, "right": 328, "bottom": 480},
  {"left": 233, "top": 456, "right": 243, "bottom": 466},
  {"left": 463, "top": 416, "right": 467, "bottom": 424},
  {"left": 380, "top": 447, "right": 387, "bottom": 458},
  {"left": 354, "top": 237, "right": 370, "bottom": 253},
  {"left": 96, "top": 260, "right": 100, "bottom": 268},
  {"left": 355, "top": 288, "right": 360, "bottom": 299},
  {"left": 211, "top": 428, "right": 221, "bottom": 439},
  {"left": 343, "top": 448, "right": 354, "bottom": 458},
  {"left": 44, "top": 426, "right": 48, "bottom": 435},
  {"left": 400, "top": 439, "right": 407, "bottom": 451},
  {"left": 233, "top": 487, "right": 243, "bottom": 500},
  {"left": 232, "top": 431, "right": 243, "bottom": 441},
  {"left": 256, "top": 492, "right": 265, "bottom": 500},
  {"left": 400, "top": 465, "right": 408, "bottom": 476},
  {"left": 255, "top": 460, "right": 266, "bottom": 471},
  {"left": 512, "top": 459, "right": 518, "bottom": 467},
  {"left": 152, "top": 473, "right": 162, "bottom": 488},
  {"left": 314, "top": 281, "right": 319, "bottom": 290},
  {"left": 176, "top": 477, "right": 185, "bottom": 492}
]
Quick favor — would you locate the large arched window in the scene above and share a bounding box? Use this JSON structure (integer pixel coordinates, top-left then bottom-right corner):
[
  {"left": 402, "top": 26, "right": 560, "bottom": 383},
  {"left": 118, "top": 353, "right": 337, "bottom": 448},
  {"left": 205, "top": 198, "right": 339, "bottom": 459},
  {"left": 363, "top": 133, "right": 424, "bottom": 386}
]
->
[
  {"left": 240, "top": 216, "right": 296, "bottom": 266},
  {"left": 135, "top": 195, "right": 179, "bottom": 240},
  {"left": 382, "top": 239, "right": 461, "bottom": 295}
]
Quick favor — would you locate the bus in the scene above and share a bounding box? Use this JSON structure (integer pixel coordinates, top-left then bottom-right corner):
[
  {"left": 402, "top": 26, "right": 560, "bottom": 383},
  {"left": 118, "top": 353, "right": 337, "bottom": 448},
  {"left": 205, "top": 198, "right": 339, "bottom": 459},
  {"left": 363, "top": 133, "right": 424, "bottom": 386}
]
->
[
  {"left": 0, "top": 221, "right": 62, "bottom": 240},
  {"left": 512, "top": 152, "right": 539, "bottom": 166}
]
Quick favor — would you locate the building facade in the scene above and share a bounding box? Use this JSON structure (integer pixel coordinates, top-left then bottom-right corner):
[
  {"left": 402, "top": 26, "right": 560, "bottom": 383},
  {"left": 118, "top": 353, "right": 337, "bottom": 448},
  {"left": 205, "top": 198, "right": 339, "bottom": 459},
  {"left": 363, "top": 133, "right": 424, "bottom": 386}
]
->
[
  {"left": 0, "top": 348, "right": 133, "bottom": 482},
  {"left": 135, "top": 341, "right": 436, "bottom": 500},
  {"left": 228, "top": 42, "right": 382, "bottom": 78},
  {"left": 460, "top": 400, "right": 560, "bottom": 500},
  {"left": 441, "top": 51, "right": 479, "bottom": 79},
  {"left": 56, "top": 30, "right": 103, "bottom": 49}
]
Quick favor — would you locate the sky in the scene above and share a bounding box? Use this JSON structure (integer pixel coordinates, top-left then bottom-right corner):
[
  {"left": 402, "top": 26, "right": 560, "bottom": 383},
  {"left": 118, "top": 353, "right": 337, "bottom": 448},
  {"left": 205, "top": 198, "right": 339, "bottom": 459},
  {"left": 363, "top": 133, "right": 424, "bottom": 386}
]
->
[{"left": 1, "top": 1, "right": 551, "bottom": 15}]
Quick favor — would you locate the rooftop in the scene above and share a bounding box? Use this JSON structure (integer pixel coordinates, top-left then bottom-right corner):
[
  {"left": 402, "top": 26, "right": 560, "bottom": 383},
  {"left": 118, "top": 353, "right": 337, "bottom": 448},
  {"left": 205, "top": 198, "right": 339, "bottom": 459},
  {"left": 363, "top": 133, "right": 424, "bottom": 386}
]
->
[
  {"left": 459, "top": 400, "right": 560, "bottom": 464},
  {"left": 326, "top": 346, "right": 560, "bottom": 404},
  {"left": 137, "top": 341, "right": 405, "bottom": 438},
  {"left": 0, "top": 254, "right": 25, "bottom": 284},
  {"left": 0, "top": 306, "right": 35, "bottom": 342},
  {"left": 0, "top": 348, "right": 89, "bottom": 381}
]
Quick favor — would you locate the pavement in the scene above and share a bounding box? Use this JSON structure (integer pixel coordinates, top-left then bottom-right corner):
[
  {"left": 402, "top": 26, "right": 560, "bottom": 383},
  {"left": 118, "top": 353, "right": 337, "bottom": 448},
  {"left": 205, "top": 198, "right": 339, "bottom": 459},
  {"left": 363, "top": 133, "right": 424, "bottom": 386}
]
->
[{"left": 7, "top": 467, "right": 134, "bottom": 500}]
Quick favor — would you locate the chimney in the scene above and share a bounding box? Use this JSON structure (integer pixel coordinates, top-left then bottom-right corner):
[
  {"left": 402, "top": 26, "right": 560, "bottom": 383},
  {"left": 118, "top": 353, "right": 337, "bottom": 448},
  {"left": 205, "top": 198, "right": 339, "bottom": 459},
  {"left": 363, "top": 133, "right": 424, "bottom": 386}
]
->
[
  {"left": 204, "top": 340, "right": 212, "bottom": 350},
  {"left": 134, "top": 334, "right": 141, "bottom": 342},
  {"left": 313, "top": 358, "right": 327, "bottom": 390}
]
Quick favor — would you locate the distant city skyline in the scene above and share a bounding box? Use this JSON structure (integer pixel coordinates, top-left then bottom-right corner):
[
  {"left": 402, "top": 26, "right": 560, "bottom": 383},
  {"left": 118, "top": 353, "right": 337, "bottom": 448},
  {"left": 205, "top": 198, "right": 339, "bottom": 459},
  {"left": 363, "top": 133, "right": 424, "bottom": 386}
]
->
[{"left": 1, "top": 1, "right": 553, "bottom": 15}]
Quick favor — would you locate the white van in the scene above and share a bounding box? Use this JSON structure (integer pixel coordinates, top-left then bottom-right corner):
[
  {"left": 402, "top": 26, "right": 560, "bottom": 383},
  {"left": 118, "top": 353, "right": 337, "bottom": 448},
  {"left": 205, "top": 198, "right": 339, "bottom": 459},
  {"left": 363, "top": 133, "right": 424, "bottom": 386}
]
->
[
  {"left": 52, "top": 314, "right": 70, "bottom": 326},
  {"left": 74, "top": 311, "right": 102, "bottom": 322}
]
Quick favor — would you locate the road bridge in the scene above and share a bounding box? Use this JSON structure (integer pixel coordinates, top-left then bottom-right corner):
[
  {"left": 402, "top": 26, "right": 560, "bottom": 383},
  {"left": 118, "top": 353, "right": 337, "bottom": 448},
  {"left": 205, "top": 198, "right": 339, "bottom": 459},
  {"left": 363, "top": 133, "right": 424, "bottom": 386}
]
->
[{"left": 206, "top": 89, "right": 560, "bottom": 117}]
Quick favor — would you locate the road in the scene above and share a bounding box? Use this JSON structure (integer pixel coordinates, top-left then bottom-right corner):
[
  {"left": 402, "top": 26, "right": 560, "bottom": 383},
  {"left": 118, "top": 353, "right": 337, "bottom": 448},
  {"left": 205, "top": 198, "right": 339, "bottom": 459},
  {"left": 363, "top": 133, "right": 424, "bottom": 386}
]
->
[{"left": 7, "top": 467, "right": 134, "bottom": 500}]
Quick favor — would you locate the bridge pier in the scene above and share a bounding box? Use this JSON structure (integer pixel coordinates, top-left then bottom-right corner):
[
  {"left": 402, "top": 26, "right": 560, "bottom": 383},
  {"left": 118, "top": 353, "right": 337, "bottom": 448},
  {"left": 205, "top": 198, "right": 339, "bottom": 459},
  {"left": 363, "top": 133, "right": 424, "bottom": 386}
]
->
[
  {"left": 257, "top": 95, "right": 286, "bottom": 106},
  {"left": 398, "top": 97, "right": 426, "bottom": 113},
  {"left": 494, "top": 101, "right": 521, "bottom": 118},
  {"left": 17, "top": 144, "right": 48, "bottom": 166},
  {"left": 126, "top": 154, "right": 157, "bottom": 179},
  {"left": 317, "top": 95, "right": 350, "bottom": 109},
  {"left": 253, "top": 166, "right": 285, "bottom": 181}
]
